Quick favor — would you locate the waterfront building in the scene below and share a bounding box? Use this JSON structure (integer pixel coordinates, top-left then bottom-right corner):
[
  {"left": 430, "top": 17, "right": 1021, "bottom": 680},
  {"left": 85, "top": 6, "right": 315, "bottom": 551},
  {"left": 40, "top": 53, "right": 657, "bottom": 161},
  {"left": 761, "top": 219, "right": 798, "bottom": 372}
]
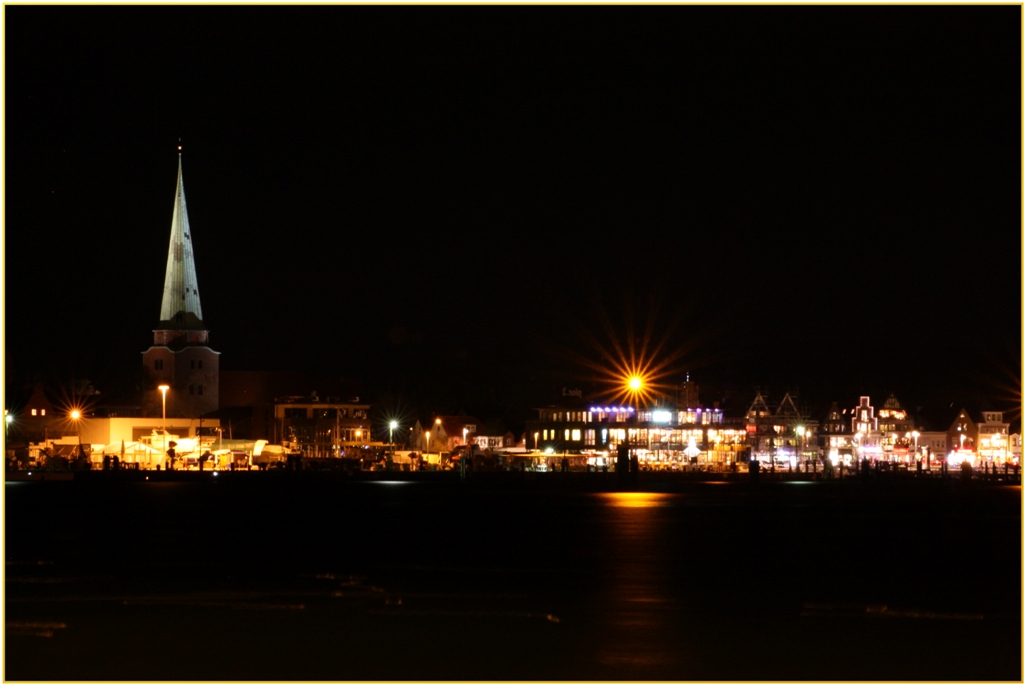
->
[
  {"left": 822, "top": 401, "right": 857, "bottom": 464},
  {"left": 433, "top": 415, "right": 482, "bottom": 451},
  {"left": 409, "top": 419, "right": 448, "bottom": 455},
  {"left": 917, "top": 431, "right": 948, "bottom": 465},
  {"left": 971, "top": 409, "right": 1010, "bottom": 464},
  {"left": 849, "top": 395, "right": 882, "bottom": 460},
  {"left": 141, "top": 153, "right": 220, "bottom": 419},
  {"left": 947, "top": 407, "right": 978, "bottom": 456},
  {"left": 525, "top": 381, "right": 748, "bottom": 468},
  {"left": 4, "top": 381, "right": 222, "bottom": 470},
  {"left": 744, "top": 390, "right": 819, "bottom": 466},
  {"left": 877, "top": 393, "right": 918, "bottom": 462},
  {"left": 472, "top": 430, "right": 516, "bottom": 450},
  {"left": 260, "top": 392, "right": 373, "bottom": 457}
]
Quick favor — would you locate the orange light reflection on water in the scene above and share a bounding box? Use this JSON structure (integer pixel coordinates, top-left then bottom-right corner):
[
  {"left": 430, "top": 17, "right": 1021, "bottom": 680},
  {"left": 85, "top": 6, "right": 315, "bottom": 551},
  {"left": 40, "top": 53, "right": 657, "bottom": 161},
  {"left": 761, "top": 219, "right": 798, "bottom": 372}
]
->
[{"left": 598, "top": 492, "right": 676, "bottom": 508}]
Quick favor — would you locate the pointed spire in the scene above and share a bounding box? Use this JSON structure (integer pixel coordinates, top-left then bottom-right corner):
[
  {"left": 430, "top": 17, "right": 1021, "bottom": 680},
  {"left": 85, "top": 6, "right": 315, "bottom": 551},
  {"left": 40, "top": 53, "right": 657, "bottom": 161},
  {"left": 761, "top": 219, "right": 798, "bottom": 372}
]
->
[{"left": 158, "top": 153, "right": 205, "bottom": 329}]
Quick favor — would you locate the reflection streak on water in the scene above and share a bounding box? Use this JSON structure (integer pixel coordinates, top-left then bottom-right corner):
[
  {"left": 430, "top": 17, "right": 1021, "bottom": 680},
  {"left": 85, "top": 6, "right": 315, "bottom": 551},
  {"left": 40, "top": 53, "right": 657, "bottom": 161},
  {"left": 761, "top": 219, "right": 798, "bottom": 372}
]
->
[
  {"left": 598, "top": 492, "right": 675, "bottom": 508},
  {"left": 590, "top": 492, "right": 686, "bottom": 671}
]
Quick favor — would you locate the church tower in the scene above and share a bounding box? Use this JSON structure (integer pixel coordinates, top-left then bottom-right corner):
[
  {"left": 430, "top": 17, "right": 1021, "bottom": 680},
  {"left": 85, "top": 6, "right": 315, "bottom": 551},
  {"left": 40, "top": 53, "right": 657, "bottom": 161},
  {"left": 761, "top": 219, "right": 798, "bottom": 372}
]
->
[{"left": 142, "top": 152, "right": 220, "bottom": 418}]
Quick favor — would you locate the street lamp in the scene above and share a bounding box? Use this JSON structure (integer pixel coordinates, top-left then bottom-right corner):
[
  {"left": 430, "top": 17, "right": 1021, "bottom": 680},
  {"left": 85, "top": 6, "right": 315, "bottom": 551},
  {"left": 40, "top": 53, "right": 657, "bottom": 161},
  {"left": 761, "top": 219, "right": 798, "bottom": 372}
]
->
[
  {"left": 70, "top": 410, "right": 84, "bottom": 464},
  {"left": 158, "top": 385, "right": 170, "bottom": 441},
  {"left": 461, "top": 428, "right": 469, "bottom": 481},
  {"left": 626, "top": 375, "right": 644, "bottom": 470}
]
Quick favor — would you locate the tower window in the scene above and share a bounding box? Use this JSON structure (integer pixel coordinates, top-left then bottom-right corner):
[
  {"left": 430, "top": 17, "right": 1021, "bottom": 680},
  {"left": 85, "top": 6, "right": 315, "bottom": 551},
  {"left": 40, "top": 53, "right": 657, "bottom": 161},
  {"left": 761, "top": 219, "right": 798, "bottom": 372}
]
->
[
  {"left": 198, "top": 385, "right": 203, "bottom": 396},
  {"left": 31, "top": 409, "right": 37, "bottom": 416},
  {"left": 155, "top": 359, "right": 164, "bottom": 370}
]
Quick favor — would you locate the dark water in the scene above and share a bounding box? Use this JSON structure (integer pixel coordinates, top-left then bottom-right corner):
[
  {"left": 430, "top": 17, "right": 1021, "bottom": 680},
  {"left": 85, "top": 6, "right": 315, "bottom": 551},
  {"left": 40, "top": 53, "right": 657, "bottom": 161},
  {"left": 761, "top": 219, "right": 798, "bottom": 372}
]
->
[{"left": 4, "top": 475, "right": 1020, "bottom": 680}]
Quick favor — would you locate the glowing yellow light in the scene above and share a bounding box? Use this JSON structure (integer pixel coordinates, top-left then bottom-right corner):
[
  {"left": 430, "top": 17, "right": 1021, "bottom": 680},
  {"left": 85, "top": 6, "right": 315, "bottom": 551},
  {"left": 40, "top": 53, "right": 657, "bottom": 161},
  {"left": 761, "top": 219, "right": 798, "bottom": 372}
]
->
[
  {"left": 628, "top": 376, "right": 643, "bottom": 392},
  {"left": 599, "top": 492, "right": 674, "bottom": 508},
  {"left": 70, "top": 410, "right": 81, "bottom": 420}
]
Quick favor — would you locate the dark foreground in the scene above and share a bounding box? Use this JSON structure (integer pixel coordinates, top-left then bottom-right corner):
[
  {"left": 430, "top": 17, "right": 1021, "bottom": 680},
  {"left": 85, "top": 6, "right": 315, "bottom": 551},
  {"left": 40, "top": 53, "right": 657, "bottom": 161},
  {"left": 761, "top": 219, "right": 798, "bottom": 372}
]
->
[{"left": 4, "top": 474, "right": 1020, "bottom": 680}]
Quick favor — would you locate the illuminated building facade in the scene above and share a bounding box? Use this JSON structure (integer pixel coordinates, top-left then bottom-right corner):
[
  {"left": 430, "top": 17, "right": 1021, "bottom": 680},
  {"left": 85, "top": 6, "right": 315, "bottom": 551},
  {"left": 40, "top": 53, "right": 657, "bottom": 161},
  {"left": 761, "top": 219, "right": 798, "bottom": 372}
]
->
[
  {"left": 822, "top": 401, "right": 857, "bottom": 464},
  {"left": 744, "top": 390, "right": 819, "bottom": 465},
  {"left": 849, "top": 395, "right": 881, "bottom": 459},
  {"left": 1010, "top": 433, "right": 1022, "bottom": 464},
  {"left": 526, "top": 396, "right": 748, "bottom": 467},
  {"left": 876, "top": 394, "right": 918, "bottom": 462},
  {"left": 947, "top": 407, "right": 978, "bottom": 456},
  {"left": 916, "top": 431, "right": 947, "bottom": 465},
  {"left": 973, "top": 410, "right": 1010, "bottom": 464},
  {"left": 141, "top": 154, "right": 220, "bottom": 418}
]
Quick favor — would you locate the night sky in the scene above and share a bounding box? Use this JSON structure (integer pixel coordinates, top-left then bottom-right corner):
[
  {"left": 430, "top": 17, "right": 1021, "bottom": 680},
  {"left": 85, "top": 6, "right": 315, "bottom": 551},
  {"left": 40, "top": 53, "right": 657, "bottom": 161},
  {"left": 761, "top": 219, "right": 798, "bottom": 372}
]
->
[{"left": 4, "top": 7, "right": 1021, "bottom": 426}]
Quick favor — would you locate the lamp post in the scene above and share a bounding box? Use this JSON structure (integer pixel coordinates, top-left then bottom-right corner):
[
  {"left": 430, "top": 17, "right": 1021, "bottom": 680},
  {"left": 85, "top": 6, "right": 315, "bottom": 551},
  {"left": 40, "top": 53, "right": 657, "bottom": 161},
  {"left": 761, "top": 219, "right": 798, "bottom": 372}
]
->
[
  {"left": 534, "top": 431, "right": 539, "bottom": 451},
  {"left": 70, "top": 409, "right": 84, "bottom": 466},
  {"left": 461, "top": 428, "right": 469, "bottom": 481},
  {"left": 627, "top": 375, "right": 643, "bottom": 472},
  {"left": 158, "top": 385, "right": 170, "bottom": 442}
]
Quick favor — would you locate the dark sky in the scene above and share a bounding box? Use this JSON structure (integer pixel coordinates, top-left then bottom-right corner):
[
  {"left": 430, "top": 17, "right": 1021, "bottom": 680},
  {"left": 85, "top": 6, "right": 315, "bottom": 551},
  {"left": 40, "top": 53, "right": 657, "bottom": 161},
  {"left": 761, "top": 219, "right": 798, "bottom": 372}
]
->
[{"left": 4, "top": 7, "right": 1021, "bottom": 425}]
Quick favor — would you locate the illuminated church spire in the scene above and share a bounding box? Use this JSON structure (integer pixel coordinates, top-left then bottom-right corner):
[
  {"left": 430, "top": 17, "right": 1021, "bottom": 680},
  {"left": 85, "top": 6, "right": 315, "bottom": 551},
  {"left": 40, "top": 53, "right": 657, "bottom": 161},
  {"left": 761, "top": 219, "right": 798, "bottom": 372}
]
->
[
  {"left": 159, "top": 151, "right": 205, "bottom": 328},
  {"left": 143, "top": 146, "right": 220, "bottom": 419}
]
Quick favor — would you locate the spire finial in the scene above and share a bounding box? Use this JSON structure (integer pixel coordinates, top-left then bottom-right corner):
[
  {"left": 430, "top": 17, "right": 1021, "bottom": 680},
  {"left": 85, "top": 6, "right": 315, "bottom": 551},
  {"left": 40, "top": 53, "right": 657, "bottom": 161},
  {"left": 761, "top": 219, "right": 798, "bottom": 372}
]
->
[{"left": 177, "top": 136, "right": 182, "bottom": 153}]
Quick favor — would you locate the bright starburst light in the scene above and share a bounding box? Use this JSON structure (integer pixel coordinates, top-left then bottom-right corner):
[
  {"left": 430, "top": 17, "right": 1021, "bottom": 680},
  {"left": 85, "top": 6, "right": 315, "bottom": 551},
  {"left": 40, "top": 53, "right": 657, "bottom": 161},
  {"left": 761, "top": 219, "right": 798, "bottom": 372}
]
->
[{"left": 566, "top": 294, "right": 697, "bottom": 409}]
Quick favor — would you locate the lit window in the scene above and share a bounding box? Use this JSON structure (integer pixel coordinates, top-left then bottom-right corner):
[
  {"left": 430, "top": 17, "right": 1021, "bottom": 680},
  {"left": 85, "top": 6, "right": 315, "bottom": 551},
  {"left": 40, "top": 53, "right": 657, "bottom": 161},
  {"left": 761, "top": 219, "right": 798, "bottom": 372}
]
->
[
  {"left": 41, "top": 409, "right": 45, "bottom": 416},
  {"left": 564, "top": 429, "right": 570, "bottom": 440},
  {"left": 571, "top": 429, "right": 581, "bottom": 441},
  {"left": 31, "top": 409, "right": 37, "bottom": 416}
]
